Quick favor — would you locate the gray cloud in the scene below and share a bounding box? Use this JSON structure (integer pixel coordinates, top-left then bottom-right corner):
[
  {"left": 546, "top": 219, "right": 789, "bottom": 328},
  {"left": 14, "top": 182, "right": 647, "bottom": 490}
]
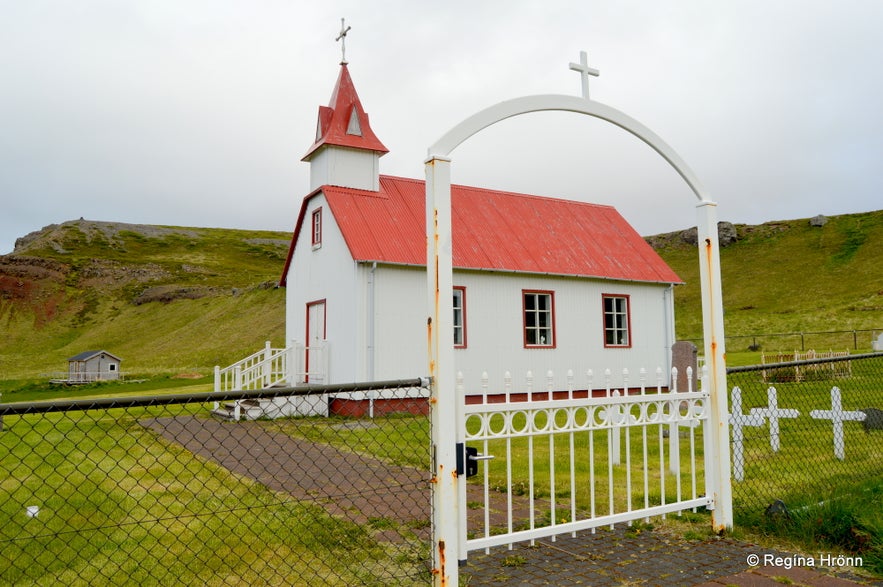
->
[{"left": 2, "top": 0, "right": 881, "bottom": 253}]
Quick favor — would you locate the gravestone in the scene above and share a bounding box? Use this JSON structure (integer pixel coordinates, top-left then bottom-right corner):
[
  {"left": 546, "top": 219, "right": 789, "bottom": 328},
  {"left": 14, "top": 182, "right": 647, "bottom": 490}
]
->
[
  {"left": 873, "top": 333, "right": 883, "bottom": 351},
  {"left": 860, "top": 408, "right": 883, "bottom": 433},
  {"left": 671, "top": 341, "right": 699, "bottom": 391}
]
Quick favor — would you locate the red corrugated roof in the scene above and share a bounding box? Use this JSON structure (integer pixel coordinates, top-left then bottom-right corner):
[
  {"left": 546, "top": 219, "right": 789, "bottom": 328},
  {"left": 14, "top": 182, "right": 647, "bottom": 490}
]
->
[
  {"left": 280, "top": 175, "right": 682, "bottom": 286},
  {"left": 302, "top": 64, "right": 388, "bottom": 160}
]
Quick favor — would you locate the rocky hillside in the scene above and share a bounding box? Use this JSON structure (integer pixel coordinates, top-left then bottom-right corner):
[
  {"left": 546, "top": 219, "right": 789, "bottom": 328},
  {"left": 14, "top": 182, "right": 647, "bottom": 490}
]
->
[{"left": 1, "top": 219, "right": 290, "bottom": 379}]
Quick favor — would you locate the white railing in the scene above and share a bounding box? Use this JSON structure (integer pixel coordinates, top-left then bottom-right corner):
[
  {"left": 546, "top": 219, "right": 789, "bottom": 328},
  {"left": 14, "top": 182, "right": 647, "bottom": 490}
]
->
[
  {"left": 461, "top": 366, "right": 710, "bottom": 553},
  {"left": 214, "top": 341, "right": 289, "bottom": 393},
  {"left": 289, "top": 342, "right": 330, "bottom": 385},
  {"left": 213, "top": 341, "right": 330, "bottom": 418},
  {"left": 48, "top": 371, "right": 124, "bottom": 383},
  {"left": 213, "top": 342, "right": 289, "bottom": 417}
]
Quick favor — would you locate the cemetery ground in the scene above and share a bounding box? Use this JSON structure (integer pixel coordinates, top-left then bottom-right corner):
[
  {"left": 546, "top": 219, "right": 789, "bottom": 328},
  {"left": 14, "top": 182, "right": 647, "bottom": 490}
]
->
[{"left": 1, "top": 373, "right": 881, "bottom": 585}]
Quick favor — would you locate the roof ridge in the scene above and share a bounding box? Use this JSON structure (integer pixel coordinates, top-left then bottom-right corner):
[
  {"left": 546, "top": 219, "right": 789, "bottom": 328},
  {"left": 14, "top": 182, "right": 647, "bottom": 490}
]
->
[{"left": 378, "top": 174, "right": 614, "bottom": 210}]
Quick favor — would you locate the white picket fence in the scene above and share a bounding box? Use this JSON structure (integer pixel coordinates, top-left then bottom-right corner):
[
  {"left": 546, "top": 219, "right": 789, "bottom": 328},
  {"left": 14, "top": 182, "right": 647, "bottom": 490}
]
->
[{"left": 460, "top": 366, "right": 711, "bottom": 553}]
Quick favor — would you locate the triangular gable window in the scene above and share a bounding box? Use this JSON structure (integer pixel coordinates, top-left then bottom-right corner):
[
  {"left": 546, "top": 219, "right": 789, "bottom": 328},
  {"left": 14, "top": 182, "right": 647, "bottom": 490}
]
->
[
  {"left": 346, "top": 107, "right": 362, "bottom": 136},
  {"left": 315, "top": 119, "right": 324, "bottom": 142}
]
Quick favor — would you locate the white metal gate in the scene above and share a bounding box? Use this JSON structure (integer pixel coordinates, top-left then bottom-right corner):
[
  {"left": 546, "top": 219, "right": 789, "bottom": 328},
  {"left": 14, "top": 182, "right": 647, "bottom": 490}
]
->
[{"left": 460, "top": 368, "right": 711, "bottom": 554}]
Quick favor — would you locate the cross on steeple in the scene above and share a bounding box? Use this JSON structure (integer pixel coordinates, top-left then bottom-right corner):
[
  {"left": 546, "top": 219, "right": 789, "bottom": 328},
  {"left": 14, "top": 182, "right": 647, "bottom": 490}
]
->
[
  {"left": 569, "top": 50, "right": 599, "bottom": 100},
  {"left": 336, "top": 18, "right": 352, "bottom": 64}
]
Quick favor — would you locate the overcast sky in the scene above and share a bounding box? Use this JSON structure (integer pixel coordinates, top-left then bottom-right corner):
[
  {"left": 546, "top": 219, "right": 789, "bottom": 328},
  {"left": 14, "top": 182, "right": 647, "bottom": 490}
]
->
[{"left": 2, "top": 1, "right": 882, "bottom": 255}]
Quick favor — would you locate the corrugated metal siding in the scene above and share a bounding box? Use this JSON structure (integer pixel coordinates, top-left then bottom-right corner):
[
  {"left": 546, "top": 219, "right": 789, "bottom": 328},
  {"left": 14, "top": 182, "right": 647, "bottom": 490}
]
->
[
  {"left": 368, "top": 265, "right": 674, "bottom": 388},
  {"left": 321, "top": 175, "right": 681, "bottom": 284}
]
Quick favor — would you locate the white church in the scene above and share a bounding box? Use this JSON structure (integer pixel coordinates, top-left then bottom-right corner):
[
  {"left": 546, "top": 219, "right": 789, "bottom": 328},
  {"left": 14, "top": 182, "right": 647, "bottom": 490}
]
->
[{"left": 215, "top": 58, "right": 683, "bottom": 419}]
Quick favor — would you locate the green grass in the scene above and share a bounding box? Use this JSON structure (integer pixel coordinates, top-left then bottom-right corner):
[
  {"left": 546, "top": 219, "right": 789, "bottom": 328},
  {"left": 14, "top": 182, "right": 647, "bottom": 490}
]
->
[
  {"left": 0, "top": 406, "right": 428, "bottom": 586},
  {"left": 0, "top": 375, "right": 213, "bottom": 404},
  {"left": 754, "top": 478, "right": 883, "bottom": 575}
]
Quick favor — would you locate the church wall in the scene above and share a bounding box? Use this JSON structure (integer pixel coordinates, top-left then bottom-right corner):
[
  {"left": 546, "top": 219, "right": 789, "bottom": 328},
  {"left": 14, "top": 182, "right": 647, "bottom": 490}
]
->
[
  {"left": 369, "top": 265, "right": 675, "bottom": 392},
  {"left": 284, "top": 192, "right": 362, "bottom": 383}
]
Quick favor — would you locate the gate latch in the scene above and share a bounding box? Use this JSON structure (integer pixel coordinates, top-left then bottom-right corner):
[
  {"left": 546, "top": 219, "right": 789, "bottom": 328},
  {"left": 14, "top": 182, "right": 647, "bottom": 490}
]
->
[{"left": 457, "top": 443, "right": 495, "bottom": 478}]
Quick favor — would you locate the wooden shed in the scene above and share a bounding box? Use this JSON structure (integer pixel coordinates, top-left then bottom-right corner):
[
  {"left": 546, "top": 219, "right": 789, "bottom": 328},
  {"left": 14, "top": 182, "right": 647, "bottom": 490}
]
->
[{"left": 66, "top": 350, "right": 122, "bottom": 383}]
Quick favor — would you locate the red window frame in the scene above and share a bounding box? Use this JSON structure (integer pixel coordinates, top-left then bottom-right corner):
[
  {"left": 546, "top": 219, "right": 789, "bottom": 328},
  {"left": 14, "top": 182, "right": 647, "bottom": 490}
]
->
[
  {"left": 522, "top": 290, "right": 556, "bottom": 348},
  {"left": 311, "top": 208, "right": 322, "bottom": 247},
  {"left": 602, "top": 294, "right": 632, "bottom": 348},
  {"left": 453, "top": 286, "right": 467, "bottom": 348}
]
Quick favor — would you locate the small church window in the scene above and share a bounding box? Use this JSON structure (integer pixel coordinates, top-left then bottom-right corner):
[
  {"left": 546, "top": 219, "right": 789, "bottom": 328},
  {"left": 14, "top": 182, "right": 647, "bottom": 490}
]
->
[
  {"left": 453, "top": 287, "right": 466, "bottom": 348},
  {"left": 312, "top": 208, "right": 323, "bottom": 248},
  {"left": 603, "top": 294, "right": 631, "bottom": 347},
  {"left": 523, "top": 290, "right": 555, "bottom": 348},
  {"left": 346, "top": 107, "right": 362, "bottom": 136}
]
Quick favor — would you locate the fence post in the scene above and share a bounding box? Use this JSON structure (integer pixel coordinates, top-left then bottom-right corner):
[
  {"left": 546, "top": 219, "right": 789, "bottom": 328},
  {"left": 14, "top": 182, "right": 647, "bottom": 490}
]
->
[
  {"left": 263, "top": 341, "right": 271, "bottom": 388},
  {"left": 426, "top": 154, "right": 460, "bottom": 585},
  {"left": 213, "top": 365, "right": 220, "bottom": 411},
  {"left": 696, "top": 201, "right": 733, "bottom": 532}
]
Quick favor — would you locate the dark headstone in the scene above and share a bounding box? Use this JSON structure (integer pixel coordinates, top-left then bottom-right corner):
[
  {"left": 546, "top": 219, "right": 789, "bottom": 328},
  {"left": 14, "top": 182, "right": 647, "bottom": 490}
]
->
[
  {"left": 764, "top": 499, "right": 791, "bottom": 521},
  {"left": 860, "top": 408, "right": 883, "bottom": 433},
  {"left": 671, "top": 341, "right": 699, "bottom": 392}
]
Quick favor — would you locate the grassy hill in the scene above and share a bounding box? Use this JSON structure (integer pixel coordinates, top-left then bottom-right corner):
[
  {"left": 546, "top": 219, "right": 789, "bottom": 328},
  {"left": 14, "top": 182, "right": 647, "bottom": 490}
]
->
[
  {"left": 1, "top": 211, "right": 881, "bottom": 390},
  {"left": 649, "top": 210, "right": 883, "bottom": 353},
  {"left": 0, "top": 219, "right": 288, "bottom": 383}
]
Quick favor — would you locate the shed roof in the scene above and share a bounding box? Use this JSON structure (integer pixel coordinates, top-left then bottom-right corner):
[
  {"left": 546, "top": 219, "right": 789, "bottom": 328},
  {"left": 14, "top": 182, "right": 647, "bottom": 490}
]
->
[
  {"left": 280, "top": 175, "right": 681, "bottom": 286},
  {"left": 67, "top": 350, "right": 122, "bottom": 362}
]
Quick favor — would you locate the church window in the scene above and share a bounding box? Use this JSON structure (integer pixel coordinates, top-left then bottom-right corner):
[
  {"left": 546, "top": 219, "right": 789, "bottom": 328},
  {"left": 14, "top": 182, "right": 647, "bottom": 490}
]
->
[
  {"left": 453, "top": 287, "right": 466, "bottom": 348},
  {"left": 346, "top": 107, "right": 362, "bottom": 136},
  {"left": 603, "top": 294, "right": 631, "bottom": 347},
  {"left": 523, "top": 290, "right": 555, "bottom": 348},
  {"left": 311, "top": 208, "right": 322, "bottom": 248}
]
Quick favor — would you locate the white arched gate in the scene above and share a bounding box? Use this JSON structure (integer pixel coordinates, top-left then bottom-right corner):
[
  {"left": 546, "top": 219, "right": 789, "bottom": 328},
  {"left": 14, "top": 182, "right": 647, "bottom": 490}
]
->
[{"left": 425, "top": 87, "right": 732, "bottom": 585}]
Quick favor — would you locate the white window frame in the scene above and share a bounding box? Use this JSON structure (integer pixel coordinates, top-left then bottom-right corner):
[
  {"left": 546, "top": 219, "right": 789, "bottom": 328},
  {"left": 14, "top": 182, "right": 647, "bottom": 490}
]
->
[
  {"left": 523, "top": 290, "right": 555, "bottom": 348},
  {"left": 603, "top": 294, "right": 631, "bottom": 348},
  {"left": 453, "top": 286, "right": 466, "bottom": 348},
  {"left": 311, "top": 208, "right": 322, "bottom": 249}
]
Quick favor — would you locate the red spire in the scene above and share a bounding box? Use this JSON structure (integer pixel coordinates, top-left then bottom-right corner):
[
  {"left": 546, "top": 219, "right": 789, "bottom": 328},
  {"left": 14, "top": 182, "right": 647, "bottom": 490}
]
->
[{"left": 302, "top": 63, "right": 388, "bottom": 161}]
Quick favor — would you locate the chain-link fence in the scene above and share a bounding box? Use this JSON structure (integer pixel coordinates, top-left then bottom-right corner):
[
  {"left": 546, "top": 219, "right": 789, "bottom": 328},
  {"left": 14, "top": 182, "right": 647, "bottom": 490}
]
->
[
  {"left": 0, "top": 380, "right": 432, "bottom": 586},
  {"left": 726, "top": 352, "right": 883, "bottom": 525}
]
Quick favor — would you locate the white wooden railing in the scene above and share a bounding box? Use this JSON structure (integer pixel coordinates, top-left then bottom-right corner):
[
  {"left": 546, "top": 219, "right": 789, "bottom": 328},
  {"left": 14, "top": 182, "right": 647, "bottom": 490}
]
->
[{"left": 213, "top": 341, "right": 330, "bottom": 416}]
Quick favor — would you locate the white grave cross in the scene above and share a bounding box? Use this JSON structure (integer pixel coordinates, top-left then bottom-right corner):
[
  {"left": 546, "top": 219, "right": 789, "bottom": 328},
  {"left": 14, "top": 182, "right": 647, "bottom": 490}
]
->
[
  {"left": 749, "top": 386, "right": 799, "bottom": 452},
  {"left": 728, "top": 387, "right": 765, "bottom": 481},
  {"left": 810, "top": 387, "right": 866, "bottom": 460},
  {"left": 569, "top": 50, "right": 600, "bottom": 100}
]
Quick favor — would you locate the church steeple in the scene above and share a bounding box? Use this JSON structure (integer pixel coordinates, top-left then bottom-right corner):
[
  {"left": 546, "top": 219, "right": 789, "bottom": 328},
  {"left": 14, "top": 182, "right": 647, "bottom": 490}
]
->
[{"left": 303, "top": 62, "right": 388, "bottom": 192}]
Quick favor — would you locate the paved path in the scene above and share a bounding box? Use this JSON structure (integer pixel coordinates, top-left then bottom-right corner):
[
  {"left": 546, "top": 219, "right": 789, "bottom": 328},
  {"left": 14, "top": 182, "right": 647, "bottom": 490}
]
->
[
  {"left": 461, "top": 528, "right": 880, "bottom": 586},
  {"left": 144, "top": 416, "right": 880, "bottom": 586}
]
